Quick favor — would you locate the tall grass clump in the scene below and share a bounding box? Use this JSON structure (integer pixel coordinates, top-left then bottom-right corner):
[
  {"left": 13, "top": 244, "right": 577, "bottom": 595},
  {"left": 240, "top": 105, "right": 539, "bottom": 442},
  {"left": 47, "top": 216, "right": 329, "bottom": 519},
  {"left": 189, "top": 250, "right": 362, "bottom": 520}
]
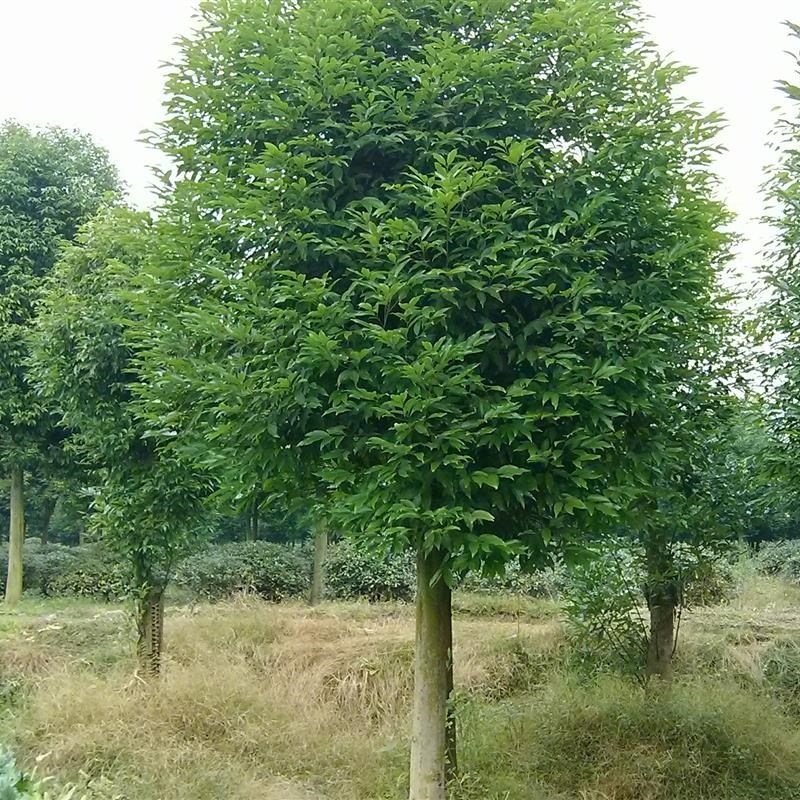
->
[{"left": 459, "top": 676, "right": 800, "bottom": 800}]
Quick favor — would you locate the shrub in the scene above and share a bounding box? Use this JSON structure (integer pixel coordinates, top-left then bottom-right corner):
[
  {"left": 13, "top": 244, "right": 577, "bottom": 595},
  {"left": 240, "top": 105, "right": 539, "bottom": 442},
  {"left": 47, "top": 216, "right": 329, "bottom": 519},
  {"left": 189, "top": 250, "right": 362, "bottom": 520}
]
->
[
  {"left": 325, "top": 541, "right": 415, "bottom": 602},
  {"left": 459, "top": 561, "right": 568, "bottom": 599},
  {"left": 563, "top": 546, "right": 649, "bottom": 678},
  {"left": 754, "top": 539, "right": 800, "bottom": 582},
  {"left": 0, "top": 540, "right": 128, "bottom": 601},
  {"left": 675, "top": 543, "right": 738, "bottom": 606},
  {"left": 562, "top": 541, "right": 737, "bottom": 679},
  {"left": 46, "top": 546, "right": 129, "bottom": 602},
  {"left": 23, "top": 542, "right": 83, "bottom": 597},
  {"left": 173, "top": 542, "right": 309, "bottom": 601}
]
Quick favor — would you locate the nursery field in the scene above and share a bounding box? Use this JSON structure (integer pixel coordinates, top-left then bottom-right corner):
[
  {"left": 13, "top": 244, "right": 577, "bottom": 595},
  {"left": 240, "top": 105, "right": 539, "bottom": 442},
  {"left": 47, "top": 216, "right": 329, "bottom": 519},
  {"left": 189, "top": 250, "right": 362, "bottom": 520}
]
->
[{"left": 4, "top": 575, "right": 800, "bottom": 800}]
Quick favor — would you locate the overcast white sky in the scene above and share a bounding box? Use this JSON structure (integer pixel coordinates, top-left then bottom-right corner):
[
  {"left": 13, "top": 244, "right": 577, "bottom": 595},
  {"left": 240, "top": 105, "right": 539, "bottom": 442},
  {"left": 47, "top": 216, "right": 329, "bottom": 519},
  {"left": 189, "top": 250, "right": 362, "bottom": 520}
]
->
[{"left": 0, "top": 1, "right": 797, "bottom": 283}]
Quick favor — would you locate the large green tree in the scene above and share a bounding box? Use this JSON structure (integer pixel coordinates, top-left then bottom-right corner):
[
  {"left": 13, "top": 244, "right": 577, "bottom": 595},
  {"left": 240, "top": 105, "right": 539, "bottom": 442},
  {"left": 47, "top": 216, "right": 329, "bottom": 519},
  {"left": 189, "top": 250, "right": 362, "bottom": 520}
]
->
[
  {"left": 759, "top": 24, "right": 800, "bottom": 528},
  {"left": 31, "top": 207, "right": 210, "bottom": 676},
  {"left": 138, "top": 0, "right": 730, "bottom": 795},
  {"left": 0, "top": 121, "right": 119, "bottom": 605}
]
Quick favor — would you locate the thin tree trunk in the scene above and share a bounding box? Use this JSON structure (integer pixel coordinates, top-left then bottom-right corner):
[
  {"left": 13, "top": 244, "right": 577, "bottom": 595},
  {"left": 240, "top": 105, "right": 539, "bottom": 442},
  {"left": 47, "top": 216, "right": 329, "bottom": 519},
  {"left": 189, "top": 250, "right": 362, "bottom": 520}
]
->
[
  {"left": 645, "top": 539, "right": 676, "bottom": 681},
  {"left": 310, "top": 521, "right": 328, "bottom": 605},
  {"left": 136, "top": 585, "right": 165, "bottom": 680},
  {"left": 444, "top": 584, "right": 457, "bottom": 783},
  {"left": 409, "top": 548, "right": 453, "bottom": 800},
  {"left": 40, "top": 496, "right": 56, "bottom": 547},
  {"left": 5, "top": 465, "right": 25, "bottom": 606},
  {"left": 245, "top": 502, "right": 258, "bottom": 542}
]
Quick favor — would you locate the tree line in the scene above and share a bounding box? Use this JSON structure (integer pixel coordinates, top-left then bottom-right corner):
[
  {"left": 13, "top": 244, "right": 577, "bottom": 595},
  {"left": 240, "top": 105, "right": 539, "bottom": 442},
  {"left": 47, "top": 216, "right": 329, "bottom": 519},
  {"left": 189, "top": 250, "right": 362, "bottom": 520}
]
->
[{"left": 3, "top": 2, "right": 800, "bottom": 799}]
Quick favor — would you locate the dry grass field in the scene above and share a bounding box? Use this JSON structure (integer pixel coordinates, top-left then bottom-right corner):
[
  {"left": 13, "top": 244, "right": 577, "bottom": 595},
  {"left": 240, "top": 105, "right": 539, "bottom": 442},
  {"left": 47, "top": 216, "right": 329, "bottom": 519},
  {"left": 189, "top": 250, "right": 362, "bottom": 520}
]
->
[{"left": 3, "top": 579, "right": 800, "bottom": 799}]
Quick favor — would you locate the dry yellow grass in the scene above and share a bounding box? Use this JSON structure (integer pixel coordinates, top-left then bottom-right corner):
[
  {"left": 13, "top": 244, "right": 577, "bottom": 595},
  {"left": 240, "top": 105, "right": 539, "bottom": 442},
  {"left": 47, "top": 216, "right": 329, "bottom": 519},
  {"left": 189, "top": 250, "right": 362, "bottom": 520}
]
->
[
  {"left": 4, "top": 584, "right": 800, "bottom": 800},
  {"left": 3, "top": 598, "right": 560, "bottom": 800}
]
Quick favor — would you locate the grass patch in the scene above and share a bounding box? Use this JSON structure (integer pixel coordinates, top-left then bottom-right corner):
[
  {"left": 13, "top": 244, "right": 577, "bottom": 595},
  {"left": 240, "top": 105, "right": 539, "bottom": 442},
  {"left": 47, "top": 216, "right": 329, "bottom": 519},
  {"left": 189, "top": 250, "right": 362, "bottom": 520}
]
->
[
  {"left": 2, "top": 587, "right": 800, "bottom": 799},
  {"left": 457, "top": 676, "right": 800, "bottom": 800}
]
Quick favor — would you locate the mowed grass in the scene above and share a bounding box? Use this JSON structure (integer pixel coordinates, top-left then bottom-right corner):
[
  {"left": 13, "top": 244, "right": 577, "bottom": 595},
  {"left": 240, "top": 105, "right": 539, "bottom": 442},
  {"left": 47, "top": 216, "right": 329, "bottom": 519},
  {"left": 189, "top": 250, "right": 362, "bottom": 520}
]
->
[{"left": 2, "top": 578, "right": 800, "bottom": 799}]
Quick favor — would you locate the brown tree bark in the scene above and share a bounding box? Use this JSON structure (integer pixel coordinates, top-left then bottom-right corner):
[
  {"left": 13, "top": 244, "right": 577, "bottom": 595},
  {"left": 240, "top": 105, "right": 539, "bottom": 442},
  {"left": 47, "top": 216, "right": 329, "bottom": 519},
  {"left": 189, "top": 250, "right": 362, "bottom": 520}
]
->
[
  {"left": 409, "top": 548, "right": 453, "bottom": 800},
  {"left": 645, "top": 540, "right": 676, "bottom": 681},
  {"left": 646, "top": 588, "right": 675, "bottom": 680},
  {"left": 5, "top": 465, "right": 25, "bottom": 606},
  {"left": 136, "top": 585, "right": 165, "bottom": 680}
]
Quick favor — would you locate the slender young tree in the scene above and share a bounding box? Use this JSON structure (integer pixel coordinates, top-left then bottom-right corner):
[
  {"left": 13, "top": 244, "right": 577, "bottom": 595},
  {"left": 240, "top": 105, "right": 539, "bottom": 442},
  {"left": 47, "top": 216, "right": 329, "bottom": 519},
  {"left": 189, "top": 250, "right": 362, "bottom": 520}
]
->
[
  {"left": 138, "top": 0, "right": 729, "bottom": 795},
  {"left": 31, "top": 207, "right": 209, "bottom": 677},
  {"left": 0, "top": 121, "right": 118, "bottom": 605}
]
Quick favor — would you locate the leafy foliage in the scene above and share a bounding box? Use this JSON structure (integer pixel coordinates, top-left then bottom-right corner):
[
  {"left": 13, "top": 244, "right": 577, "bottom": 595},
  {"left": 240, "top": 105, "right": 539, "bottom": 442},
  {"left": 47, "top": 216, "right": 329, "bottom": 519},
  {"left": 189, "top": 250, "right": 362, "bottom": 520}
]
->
[
  {"left": 31, "top": 208, "right": 212, "bottom": 594},
  {"left": 754, "top": 539, "right": 800, "bottom": 582},
  {"left": 758, "top": 27, "right": 800, "bottom": 527},
  {"left": 459, "top": 561, "right": 568, "bottom": 599},
  {"left": 564, "top": 540, "right": 738, "bottom": 678},
  {"left": 564, "top": 544, "right": 649, "bottom": 678},
  {"left": 325, "top": 540, "right": 415, "bottom": 601},
  {"left": 173, "top": 542, "right": 309, "bottom": 601},
  {"left": 138, "top": 0, "right": 731, "bottom": 589},
  {"left": 0, "top": 539, "right": 128, "bottom": 600},
  {"left": 0, "top": 749, "right": 32, "bottom": 800},
  {"left": 0, "top": 749, "right": 100, "bottom": 800},
  {"left": 0, "top": 121, "right": 119, "bottom": 473}
]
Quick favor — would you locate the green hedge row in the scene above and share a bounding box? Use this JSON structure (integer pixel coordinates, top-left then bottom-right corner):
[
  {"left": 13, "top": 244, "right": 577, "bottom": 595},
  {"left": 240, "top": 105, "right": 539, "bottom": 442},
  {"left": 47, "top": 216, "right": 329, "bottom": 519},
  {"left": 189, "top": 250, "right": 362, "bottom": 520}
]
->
[
  {"left": 0, "top": 539, "right": 419, "bottom": 603},
  {"left": 0, "top": 539, "right": 128, "bottom": 600},
  {"left": 0, "top": 538, "right": 569, "bottom": 604},
  {"left": 0, "top": 537, "right": 746, "bottom": 605}
]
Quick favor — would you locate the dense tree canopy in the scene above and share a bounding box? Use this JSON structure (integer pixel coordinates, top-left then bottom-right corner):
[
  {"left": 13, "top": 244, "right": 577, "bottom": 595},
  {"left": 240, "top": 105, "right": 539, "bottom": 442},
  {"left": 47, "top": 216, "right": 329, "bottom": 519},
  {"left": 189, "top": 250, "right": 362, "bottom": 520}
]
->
[
  {"left": 142, "top": 0, "right": 730, "bottom": 568},
  {"left": 0, "top": 121, "right": 119, "bottom": 470}
]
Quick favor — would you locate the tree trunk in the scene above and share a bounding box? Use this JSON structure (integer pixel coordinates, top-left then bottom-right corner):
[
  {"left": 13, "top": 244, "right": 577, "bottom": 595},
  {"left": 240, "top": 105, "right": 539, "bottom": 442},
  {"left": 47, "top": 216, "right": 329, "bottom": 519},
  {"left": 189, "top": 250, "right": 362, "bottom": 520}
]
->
[
  {"left": 5, "top": 465, "right": 25, "bottom": 606},
  {"left": 136, "top": 585, "right": 165, "bottom": 680},
  {"left": 645, "top": 540, "right": 676, "bottom": 681},
  {"left": 646, "top": 589, "right": 675, "bottom": 680},
  {"left": 40, "top": 496, "right": 56, "bottom": 547},
  {"left": 409, "top": 548, "right": 453, "bottom": 800},
  {"left": 310, "top": 522, "right": 328, "bottom": 605},
  {"left": 246, "top": 502, "right": 258, "bottom": 542},
  {"left": 444, "top": 584, "right": 457, "bottom": 783}
]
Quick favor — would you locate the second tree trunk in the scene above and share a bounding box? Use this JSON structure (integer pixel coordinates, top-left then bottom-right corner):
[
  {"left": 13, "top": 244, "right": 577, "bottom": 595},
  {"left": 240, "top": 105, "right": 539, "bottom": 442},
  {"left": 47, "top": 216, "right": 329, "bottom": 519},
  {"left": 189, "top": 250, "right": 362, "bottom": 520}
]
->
[
  {"left": 310, "top": 522, "right": 328, "bottom": 605},
  {"left": 5, "top": 465, "right": 25, "bottom": 606}
]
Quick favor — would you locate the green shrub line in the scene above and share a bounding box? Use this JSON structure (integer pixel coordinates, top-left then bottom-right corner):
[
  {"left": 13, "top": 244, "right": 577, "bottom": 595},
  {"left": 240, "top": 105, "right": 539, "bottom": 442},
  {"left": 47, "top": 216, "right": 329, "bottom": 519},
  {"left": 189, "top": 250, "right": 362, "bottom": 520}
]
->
[{"left": 0, "top": 537, "right": 745, "bottom": 606}]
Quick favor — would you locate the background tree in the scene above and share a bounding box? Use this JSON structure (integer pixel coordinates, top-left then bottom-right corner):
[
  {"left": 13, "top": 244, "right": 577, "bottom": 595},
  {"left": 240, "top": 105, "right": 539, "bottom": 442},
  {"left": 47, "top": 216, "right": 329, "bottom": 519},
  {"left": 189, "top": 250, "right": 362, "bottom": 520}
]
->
[
  {"left": 31, "top": 207, "right": 210, "bottom": 676},
  {"left": 759, "top": 24, "right": 800, "bottom": 547},
  {"left": 0, "top": 121, "right": 119, "bottom": 604},
  {"left": 138, "top": 0, "right": 730, "bottom": 795}
]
